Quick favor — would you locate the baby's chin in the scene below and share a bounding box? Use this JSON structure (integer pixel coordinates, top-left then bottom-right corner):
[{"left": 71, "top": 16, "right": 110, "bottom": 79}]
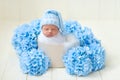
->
[
  {"left": 45, "top": 34, "right": 55, "bottom": 38},
  {"left": 44, "top": 33, "right": 58, "bottom": 37}
]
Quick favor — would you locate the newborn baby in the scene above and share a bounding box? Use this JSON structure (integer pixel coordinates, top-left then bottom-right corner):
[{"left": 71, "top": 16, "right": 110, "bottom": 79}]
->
[
  {"left": 38, "top": 9, "right": 79, "bottom": 67},
  {"left": 38, "top": 24, "right": 65, "bottom": 44}
]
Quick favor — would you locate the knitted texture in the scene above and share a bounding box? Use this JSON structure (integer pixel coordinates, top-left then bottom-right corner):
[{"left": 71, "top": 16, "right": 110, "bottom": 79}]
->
[{"left": 40, "top": 9, "right": 63, "bottom": 33}]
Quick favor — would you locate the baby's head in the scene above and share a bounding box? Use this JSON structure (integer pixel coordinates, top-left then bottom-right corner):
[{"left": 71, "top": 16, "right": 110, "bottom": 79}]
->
[{"left": 40, "top": 9, "right": 63, "bottom": 37}]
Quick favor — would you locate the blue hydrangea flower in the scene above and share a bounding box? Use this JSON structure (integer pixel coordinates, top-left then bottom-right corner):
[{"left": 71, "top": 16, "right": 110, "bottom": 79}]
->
[
  {"left": 19, "top": 49, "right": 50, "bottom": 76},
  {"left": 62, "top": 20, "right": 105, "bottom": 76},
  {"left": 63, "top": 46, "right": 93, "bottom": 76},
  {"left": 30, "top": 19, "right": 41, "bottom": 35},
  {"left": 12, "top": 19, "right": 50, "bottom": 75},
  {"left": 12, "top": 23, "right": 39, "bottom": 55},
  {"left": 63, "top": 20, "right": 82, "bottom": 35},
  {"left": 74, "top": 26, "right": 94, "bottom": 46},
  {"left": 12, "top": 19, "right": 105, "bottom": 76},
  {"left": 88, "top": 42, "right": 105, "bottom": 71}
]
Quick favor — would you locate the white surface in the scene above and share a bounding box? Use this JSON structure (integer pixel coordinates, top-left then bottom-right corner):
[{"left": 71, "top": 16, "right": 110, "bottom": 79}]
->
[{"left": 0, "top": 0, "right": 120, "bottom": 79}]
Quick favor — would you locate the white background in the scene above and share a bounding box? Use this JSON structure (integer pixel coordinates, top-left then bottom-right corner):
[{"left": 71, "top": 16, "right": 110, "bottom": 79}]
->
[{"left": 0, "top": 0, "right": 120, "bottom": 80}]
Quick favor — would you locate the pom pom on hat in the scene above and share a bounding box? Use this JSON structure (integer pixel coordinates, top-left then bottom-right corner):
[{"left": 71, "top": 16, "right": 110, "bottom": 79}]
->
[{"left": 40, "top": 9, "right": 63, "bottom": 32}]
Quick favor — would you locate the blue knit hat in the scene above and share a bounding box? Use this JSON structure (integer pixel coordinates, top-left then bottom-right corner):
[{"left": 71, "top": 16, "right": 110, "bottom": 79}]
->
[{"left": 40, "top": 9, "right": 63, "bottom": 32}]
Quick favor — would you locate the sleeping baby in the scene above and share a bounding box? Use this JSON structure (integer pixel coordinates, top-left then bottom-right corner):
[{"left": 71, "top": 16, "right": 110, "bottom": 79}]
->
[{"left": 37, "top": 9, "right": 80, "bottom": 67}]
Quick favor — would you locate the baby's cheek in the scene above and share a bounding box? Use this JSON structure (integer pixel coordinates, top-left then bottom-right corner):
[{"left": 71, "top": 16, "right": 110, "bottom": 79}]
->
[
  {"left": 43, "top": 32, "right": 48, "bottom": 36},
  {"left": 53, "top": 31, "right": 59, "bottom": 35}
]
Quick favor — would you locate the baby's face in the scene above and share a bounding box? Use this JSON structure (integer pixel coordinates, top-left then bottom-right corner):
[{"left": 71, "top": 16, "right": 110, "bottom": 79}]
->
[{"left": 42, "top": 25, "right": 59, "bottom": 37}]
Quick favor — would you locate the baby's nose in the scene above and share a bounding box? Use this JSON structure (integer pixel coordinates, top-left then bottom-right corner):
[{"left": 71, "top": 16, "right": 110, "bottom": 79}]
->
[{"left": 48, "top": 29, "right": 52, "bottom": 32}]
